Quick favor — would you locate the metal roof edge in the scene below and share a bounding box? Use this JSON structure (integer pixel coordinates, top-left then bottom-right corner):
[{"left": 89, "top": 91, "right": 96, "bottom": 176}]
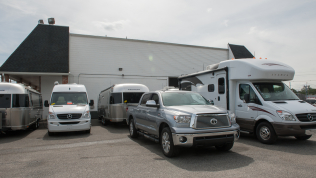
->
[
  {"left": 69, "top": 33, "right": 228, "bottom": 51},
  {"left": 0, "top": 72, "right": 70, "bottom": 76}
]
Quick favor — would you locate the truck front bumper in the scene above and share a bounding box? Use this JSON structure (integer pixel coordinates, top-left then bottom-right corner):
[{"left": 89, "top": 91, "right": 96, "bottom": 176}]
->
[
  {"left": 272, "top": 122, "right": 316, "bottom": 136},
  {"left": 172, "top": 130, "right": 240, "bottom": 147}
]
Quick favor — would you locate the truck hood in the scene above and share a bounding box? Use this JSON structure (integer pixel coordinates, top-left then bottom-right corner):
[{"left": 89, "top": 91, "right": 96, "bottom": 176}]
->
[
  {"left": 50, "top": 105, "right": 88, "bottom": 114},
  {"left": 165, "top": 105, "right": 227, "bottom": 115},
  {"left": 267, "top": 100, "right": 316, "bottom": 115}
]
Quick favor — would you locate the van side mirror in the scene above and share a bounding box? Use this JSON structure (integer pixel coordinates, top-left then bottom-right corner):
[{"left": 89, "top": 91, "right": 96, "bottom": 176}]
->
[
  {"left": 243, "top": 94, "right": 250, "bottom": 103},
  {"left": 44, "top": 100, "right": 49, "bottom": 107},
  {"left": 89, "top": 100, "right": 94, "bottom": 106},
  {"left": 146, "top": 100, "right": 159, "bottom": 108}
]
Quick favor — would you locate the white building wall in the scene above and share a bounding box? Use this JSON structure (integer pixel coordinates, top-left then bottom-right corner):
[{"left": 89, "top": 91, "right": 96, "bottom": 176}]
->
[
  {"left": 69, "top": 34, "right": 229, "bottom": 111},
  {"left": 41, "top": 75, "right": 62, "bottom": 119}
]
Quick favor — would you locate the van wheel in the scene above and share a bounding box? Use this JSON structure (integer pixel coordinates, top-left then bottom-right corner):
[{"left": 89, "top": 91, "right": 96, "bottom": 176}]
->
[
  {"left": 256, "top": 122, "right": 277, "bottom": 144},
  {"left": 129, "top": 119, "right": 138, "bottom": 138},
  {"left": 48, "top": 130, "right": 54, "bottom": 136},
  {"left": 295, "top": 135, "right": 312, "bottom": 140},
  {"left": 160, "top": 127, "right": 179, "bottom": 157},
  {"left": 85, "top": 128, "right": 91, "bottom": 134},
  {"left": 215, "top": 142, "right": 234, "bottom": 151}
]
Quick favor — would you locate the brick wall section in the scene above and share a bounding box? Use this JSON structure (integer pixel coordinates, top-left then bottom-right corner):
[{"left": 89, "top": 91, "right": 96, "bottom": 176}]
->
[{"left": 62, "top": 75, "right": 68, "bottom": 84}]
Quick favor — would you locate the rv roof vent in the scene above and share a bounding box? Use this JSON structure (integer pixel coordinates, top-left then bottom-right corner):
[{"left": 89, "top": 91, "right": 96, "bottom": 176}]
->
[
  {"left": 206, "top": 63, "right": 219, "bottom": 70},
  {"left": 38, "top": 19, "right": 44, "bottom": 24},
  {"left": 48, "top": 18, "right": 55, "bottom": 25},
  {"left": 54, "top": 81, "right": 59, "bottom": 85}
]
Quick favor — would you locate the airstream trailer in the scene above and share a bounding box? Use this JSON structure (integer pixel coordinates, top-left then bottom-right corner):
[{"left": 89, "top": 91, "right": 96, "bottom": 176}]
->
[
  {"left": 98, "top": 83, "right": 149, "bottom": 125},
  {"left": 0, "top": 83, "right": 43, "bottom": 131}
]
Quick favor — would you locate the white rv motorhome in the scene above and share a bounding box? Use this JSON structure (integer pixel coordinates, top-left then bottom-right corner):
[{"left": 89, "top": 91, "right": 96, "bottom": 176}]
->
[
  {"left": 0, "top": 83, "right": 42, "bottom": 131},
  {"left": 44, "top": 83, "right": 94, "bottom": 136},
  {"left": 178, "top": 59, "right": 316, "bottom": 144},
  {"left": 97, "top": 83, "right": 149, "bottom": 125}
]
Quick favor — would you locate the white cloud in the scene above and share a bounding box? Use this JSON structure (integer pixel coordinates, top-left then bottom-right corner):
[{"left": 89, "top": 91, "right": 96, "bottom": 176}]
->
[
  {"left": 222, "top": 20, "right": 229, "bottom": 27},
  {"left": 93, "top": 20, "right": 130, "bottom": 31},
  {"left": 207, "top": 8, "right": 212, "bottom": 13}
]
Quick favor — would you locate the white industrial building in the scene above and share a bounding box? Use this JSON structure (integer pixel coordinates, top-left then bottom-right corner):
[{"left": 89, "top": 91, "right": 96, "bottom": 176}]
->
[{"left": 0, "top": 21, "right": 254, "bottom": 118}]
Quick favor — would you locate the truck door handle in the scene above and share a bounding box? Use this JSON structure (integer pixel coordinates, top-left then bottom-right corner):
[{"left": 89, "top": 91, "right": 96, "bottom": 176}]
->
[
  {"left": 218, "top": 96, "right": 220, "bottom": 101},
  {"left": 238, "top": 104, "right": 242, "bottom": 107}
]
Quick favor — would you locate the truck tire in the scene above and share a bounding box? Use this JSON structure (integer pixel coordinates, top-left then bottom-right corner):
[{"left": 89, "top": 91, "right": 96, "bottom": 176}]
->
[
  {"left": 160, "top": 127, "right": 179, "bottom": 157},
  {"left": 256, "top": 122, "right": 277, "bottom": 144},
  {"left": 295, "top": 135, "right": 312, "bottom": 140},
  {"left": 129, "top": 119, "right": 138, "bottom": 138},
  {"left": 215, "top": 142, "right": 234, "bottom": 151}
]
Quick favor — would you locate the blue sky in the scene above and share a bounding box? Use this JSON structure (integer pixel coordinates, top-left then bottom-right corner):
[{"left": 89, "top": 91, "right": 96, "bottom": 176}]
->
[{"left": 0, "top": 0, "right": 315, "bottom": 90}]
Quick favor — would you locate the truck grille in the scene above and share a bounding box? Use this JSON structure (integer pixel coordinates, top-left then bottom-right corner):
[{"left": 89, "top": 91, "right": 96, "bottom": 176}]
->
[
  {"left": 295, "top": 113, "right": 316, "bottom": 122},
  {"left": 195, "top": 113, "right": 230, "bottom": 129},
  {"left": 57, "top": 114, "right": 82, "bottom": 119}
]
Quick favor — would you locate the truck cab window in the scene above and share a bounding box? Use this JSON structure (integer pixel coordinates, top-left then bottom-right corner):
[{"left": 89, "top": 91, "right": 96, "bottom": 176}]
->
[
  {"left": 140, "top": 94, "right": 151, "bottom": 106},
  {"left": 239, "top": 84, "right": 260, "bottom": 104},
  {"left": 151, "top": 94, "right": 159, "bottom": 104},
  {"left": 218, "top": 78, "right": 225, "bottom": 94},
  {"left": 208, "top": 84, "right": 214, "bottom": 92}
]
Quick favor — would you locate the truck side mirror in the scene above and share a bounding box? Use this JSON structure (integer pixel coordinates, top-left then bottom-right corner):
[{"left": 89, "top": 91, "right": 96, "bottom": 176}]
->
[
  {"left": 146, "top": 100, "right": 159, "bottom": 108},
  {"left": 89, "top": 100, "right": 94, "bottom": 106},
  {"left": 208, "top": 100, "right": 214, "bottom": 105},
  {"left": 243, "top": 94, "right": 250, "bottom": 103},
  {"left": 44, "top": 100, "right": 49, "bottom": 107}
]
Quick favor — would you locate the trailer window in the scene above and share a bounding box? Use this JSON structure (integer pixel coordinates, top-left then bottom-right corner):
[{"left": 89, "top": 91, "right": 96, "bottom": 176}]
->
[
  {"left": 0, "top": 94, "right": 11, "bottom": 108},
  {"left": 30, "top": 93, "right": 42, "bottom": 108},
  {"left": 218, "top": 78, "right": 225, "bottom": 94},
  {"left": 12, "top": 94, "right": 29, "bottom": 107},
  {"left": 123, "top": 92, "right": 144, "bottom": 103},
  {"left": 110, "top": 93, "right": 122, "bottom": 104},
  {"left": 208, "top": 84, "right": 214, "bottom": 92}
]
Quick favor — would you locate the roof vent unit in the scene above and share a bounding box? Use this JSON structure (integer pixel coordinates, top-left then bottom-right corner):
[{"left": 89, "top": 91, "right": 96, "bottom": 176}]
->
[
  {"left": 206, "top": 63, "right": 219, "bottom": 70},
  {"left": 48, "top": 18, "right": 55, "bottom": 25},
  {"left": 38, "top": 19, "right": 44, "bottom": 24},
  {"left": 54, "top": 81, "right": 59, "bottom": 85}
]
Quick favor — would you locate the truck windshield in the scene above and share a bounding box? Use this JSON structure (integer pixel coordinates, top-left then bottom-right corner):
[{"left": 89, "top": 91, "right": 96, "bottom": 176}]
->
[
  {"left": 0, "top": 94, "right": 11, "bottom": 108},
  {"left": 162, "top": 92, "right": 210, "bottom": 106},
  {"left": 253, "top": 83, "right": 299, "bottom": 101},
  {"left": 51, "top": 92, "right": 88, "bottom": 105},
  {"left": 123, "top": 92, "right": 144, "bottom": 103}
]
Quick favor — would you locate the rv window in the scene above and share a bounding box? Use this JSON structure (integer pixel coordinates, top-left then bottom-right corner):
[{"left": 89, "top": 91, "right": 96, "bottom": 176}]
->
[
  {"left": 208, "top": 84, "right": 214, "bottom": 92},
  {"left": 239, "top": 84, "right": 258, "bottom": 103},
  {"left": 30, "top": 93, "right": 42, "bottom": 108},
  {"left": 51, "top": 92, "right": 88, "bottom": 105},
  {"left": 181, "top": 82, "right": 192, "bottom": 91},
  {"left": 253, "top": 83, "right": 299, "bottom": 101},
  {"left": 0, "top": 94, "right": 11, "bottom": 108},
  {"left": 110, "top": 93, "right": 122, "bottom": 104},
  {"left": 140, "top": 94, "right": 151, "bottom": 106},
  {"left": 218, "top": 78, "right": 225, "bottom": 94},
  {"left": 123, "top": 92, "right": 144, "bottom": 103},
  {"left": 12, "top": 94, "right": 29, "bottom": 107}
]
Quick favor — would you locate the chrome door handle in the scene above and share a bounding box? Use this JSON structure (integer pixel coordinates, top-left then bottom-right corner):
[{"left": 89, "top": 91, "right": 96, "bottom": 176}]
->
[{"left": 238, "top": 104, "right": 242, "bottom": 107}]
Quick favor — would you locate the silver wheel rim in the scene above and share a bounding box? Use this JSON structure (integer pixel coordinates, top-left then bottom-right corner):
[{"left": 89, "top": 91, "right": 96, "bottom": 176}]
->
[
  {"left": 162, "top": 132, "right": 170, "bottom": 153},
  {"left": 130, "top": 122, "right": 134, "bottom": 135},
  {"left": 260, "top": 126, "right": 271, "bottom": 140}
]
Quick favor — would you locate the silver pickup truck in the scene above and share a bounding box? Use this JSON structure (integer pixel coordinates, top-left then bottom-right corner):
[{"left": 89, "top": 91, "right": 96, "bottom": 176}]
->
[{"left": 126, "top": 90, "right": 240, "bottom": 157}]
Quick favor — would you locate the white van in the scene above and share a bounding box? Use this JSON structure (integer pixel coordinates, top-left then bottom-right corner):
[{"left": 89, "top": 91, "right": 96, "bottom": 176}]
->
[
  {"left": 44, "top": 82, "right": 94, "bottom": 136},
  {"left": 179, "top": 59, "right": 316, "bottom": 144},
  {"left": 97, "top": 83, "right": 149, "bottom": 125}
]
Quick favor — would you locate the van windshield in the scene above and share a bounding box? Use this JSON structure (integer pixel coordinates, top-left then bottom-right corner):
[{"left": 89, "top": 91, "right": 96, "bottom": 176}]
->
[
  {"left": 253, "top": 83, "right": 299, "bottom": 101},
  {"left": 0, "top": 94, "right": 11, "bottom": 108},
  {"left": 51, "top": 92, "right": 88, "bottom": 105},
  {"left": 123, "top": 92, "right": 144, "bottom": 103},
  {"left": 162, "top": 92, "right": 211, "bottom": 106}
]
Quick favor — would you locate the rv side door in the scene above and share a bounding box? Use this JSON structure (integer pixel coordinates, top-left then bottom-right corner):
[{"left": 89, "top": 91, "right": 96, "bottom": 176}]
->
[
  {"left": 235, "top": 83, "right": 259, "bottom": 132},
  {"left": 215, "top": 73, "right": 227, "bottom": 109}
]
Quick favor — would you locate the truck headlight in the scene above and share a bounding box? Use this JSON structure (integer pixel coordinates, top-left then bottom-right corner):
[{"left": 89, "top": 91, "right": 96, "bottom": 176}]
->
[
  {"left": 48, "top": 112, "right": 55, "bottom": 120},
  {"left": 83, "top": 111, "right": 90, "bottom": 118},
  {"left": 228, "top": 111, "right": 236, "bottom": 124},
  {"left": 276, "top": 110, "right": 296, "bottom": 121},
  {"left": 174, "top": 115, "right": 191, "bottom": 123}
]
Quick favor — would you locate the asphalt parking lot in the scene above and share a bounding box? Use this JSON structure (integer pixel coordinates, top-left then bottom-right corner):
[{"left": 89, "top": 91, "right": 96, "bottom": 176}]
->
[{"left": 0, "top": 120, "right": 315, "bottom": 178}]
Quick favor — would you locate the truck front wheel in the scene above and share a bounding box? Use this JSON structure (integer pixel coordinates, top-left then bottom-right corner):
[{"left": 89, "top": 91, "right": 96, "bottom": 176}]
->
[
  {"left": 256, "top": 122, "right": 277, "bottom": 144},
  {"left": 160, "top": 127, "right": 179, "bottom": 157}
]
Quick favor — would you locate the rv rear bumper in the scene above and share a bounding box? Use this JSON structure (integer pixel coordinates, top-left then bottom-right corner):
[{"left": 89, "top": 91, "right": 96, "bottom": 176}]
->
[
  {"left": 47, "top": 119, "right": 91, "bottom": 132},
  {"left": 272, "top": 122, "right": 316, "bottom": 136}
]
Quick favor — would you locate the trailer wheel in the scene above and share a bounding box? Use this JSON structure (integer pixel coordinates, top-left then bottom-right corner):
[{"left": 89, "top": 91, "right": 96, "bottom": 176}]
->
[
  {"left": 129, "top": 118, "right": 138, "bottom": 138},
  {"left": 256, "top": 122, "right": 277, "bottom": 144},
  {"left": 101, "top": 117, "right": 109, "bottom": 126},
  {"left": 215, "top": 142, "right": 234, "bottom": 151},
  {"left": 295, "top": 135, "right": 312, "bottom": 140},
  {"left": 160, "top": 127, "right": 179, "bottom": 157}
]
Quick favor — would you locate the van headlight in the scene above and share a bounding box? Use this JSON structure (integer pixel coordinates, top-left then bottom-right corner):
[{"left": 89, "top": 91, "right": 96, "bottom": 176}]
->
[
  {"left": 276, "top": 110, "right": 296, "bottom": 121},
  {"left": 48, "top": 112, "right": 55, "bottom": 120},
  {"left": 174, "top": 115, "right": 191, "bottom": 123},
  {"left": 228, "top": 111, "right": 236, "bottom": 124},
  {"left": 83, "top": 111, "right": 90, "bottom": 118}
]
